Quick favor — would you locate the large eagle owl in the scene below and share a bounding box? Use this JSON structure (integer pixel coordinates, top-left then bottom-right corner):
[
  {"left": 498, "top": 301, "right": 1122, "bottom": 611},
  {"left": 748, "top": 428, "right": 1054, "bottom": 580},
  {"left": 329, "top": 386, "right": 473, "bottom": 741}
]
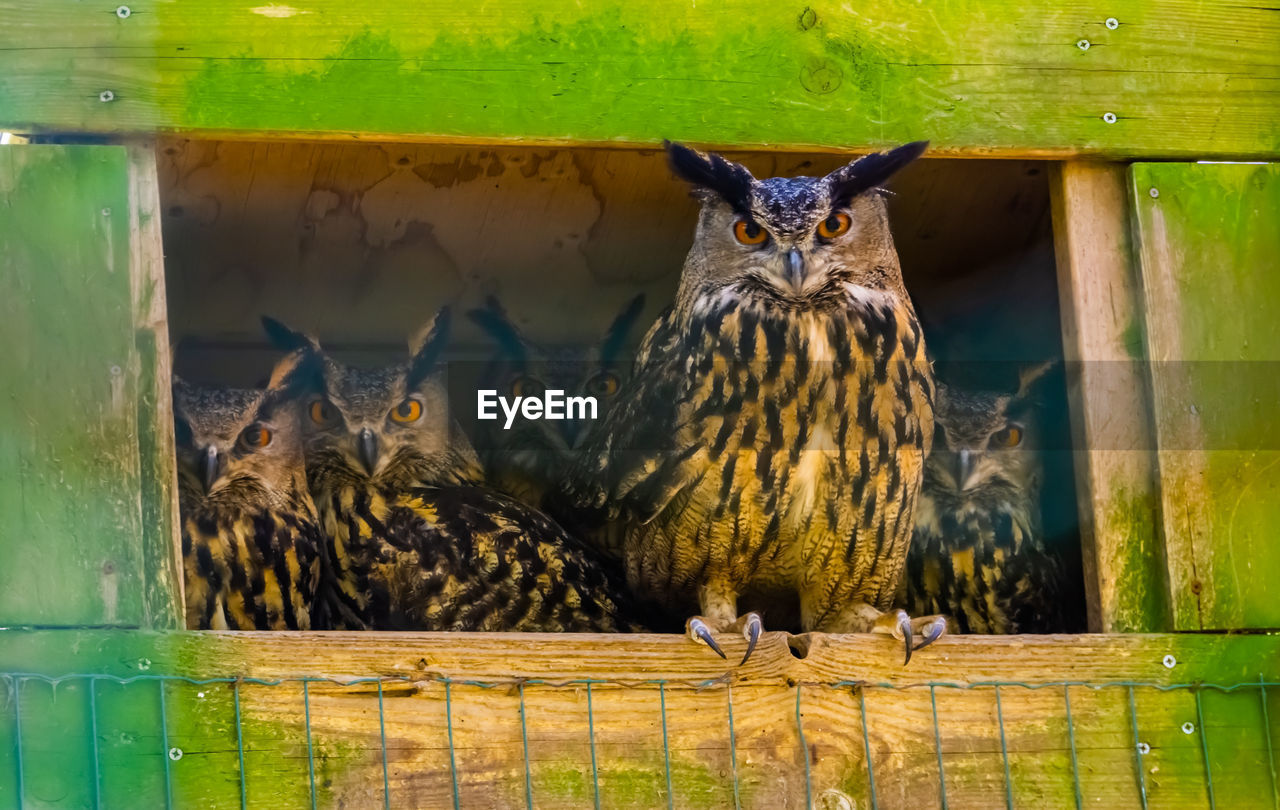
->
[
  {"left": 571, "top": 141, "right": 945, "bottom": 663},
  {"left": 905, "top": 362, "right": 1071, "bottom": 633},
  {"left": 173, "top": 358, "right": 325, "bottom": 630},
  {"left": 263, "top": 312, "right": 644, "bottom": 633}
]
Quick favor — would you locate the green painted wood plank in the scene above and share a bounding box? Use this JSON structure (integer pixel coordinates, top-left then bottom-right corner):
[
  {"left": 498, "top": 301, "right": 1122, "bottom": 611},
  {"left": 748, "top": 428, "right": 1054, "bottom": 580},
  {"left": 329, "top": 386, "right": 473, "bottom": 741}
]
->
[
  {"left": 0, "top": 630, "right": 1278, "bottom": 809},
  {"left": 1130, "top": 162, "right": 1280, "bottom": 631},
  {"left": 0, "top": 145, "right": 179, "bottom": 629},
  {"left": 0, "top": 1, "right": 1277, "bottom": 157}
]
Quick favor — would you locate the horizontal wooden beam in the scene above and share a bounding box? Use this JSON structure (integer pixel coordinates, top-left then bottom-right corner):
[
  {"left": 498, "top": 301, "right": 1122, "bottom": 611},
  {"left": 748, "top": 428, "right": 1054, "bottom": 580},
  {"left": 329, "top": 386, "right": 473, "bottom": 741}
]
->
[
  {"left": 0, "top": 1, "right": 1277, "bottom": 157},
  {"left": 2, "top": 631, "right": 1278, "bottom": 808}
]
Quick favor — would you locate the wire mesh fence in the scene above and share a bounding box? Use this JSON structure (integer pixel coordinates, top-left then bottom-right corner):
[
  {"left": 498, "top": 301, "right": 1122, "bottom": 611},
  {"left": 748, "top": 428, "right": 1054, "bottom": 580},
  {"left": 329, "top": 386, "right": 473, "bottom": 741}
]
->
[{"left": 3, "top": 668, "right": 1278, "bottom": 809}]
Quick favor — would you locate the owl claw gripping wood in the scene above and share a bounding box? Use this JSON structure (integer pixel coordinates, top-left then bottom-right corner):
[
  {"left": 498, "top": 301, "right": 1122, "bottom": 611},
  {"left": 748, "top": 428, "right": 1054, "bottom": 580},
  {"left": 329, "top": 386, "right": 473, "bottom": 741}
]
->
[{"left": 569, "top": 140, "right": 943, "bottom": 666}]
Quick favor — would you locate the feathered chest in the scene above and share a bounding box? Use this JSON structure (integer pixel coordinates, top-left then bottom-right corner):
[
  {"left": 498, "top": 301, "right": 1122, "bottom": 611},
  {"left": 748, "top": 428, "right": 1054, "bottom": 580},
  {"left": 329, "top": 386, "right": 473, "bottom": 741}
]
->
[{"left": 673, "top": 288, "right": 933, "bottom": 477}]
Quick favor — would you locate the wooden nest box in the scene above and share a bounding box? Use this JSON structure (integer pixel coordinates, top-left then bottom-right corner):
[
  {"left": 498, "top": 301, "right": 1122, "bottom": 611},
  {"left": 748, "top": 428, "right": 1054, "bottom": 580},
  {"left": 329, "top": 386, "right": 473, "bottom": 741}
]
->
[{"left": 1, "top": 2, "right": 1278, "bottom": 807}]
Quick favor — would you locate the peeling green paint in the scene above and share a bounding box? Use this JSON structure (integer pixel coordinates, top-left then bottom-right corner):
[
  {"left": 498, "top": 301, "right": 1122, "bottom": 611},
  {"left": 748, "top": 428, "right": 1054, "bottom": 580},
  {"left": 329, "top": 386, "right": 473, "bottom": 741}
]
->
[
  {"left": 1131, "top": 162, "right": 1280, "bottom": 631},
  {"left": 1, "top": 2, "right": 1278, "bottom": 155},
  {"left": 1102, "top": 488, "right": 1171, "bottom": 633}
]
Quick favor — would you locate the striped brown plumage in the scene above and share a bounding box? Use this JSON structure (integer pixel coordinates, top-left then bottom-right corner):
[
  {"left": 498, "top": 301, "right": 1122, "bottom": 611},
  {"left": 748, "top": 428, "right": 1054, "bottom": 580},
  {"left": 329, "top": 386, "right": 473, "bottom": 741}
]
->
[
  {"left": 570, "top": 141, "right": 944, "bottom": 660},
  {"left": 265, "top": 310, "right": 649, "bottom": 633},
  {"left": 174, "top": 377, "right": 324, "bottom": 630},
  {"left": 904, "top": 365, "right": 1071, "bottom": 634}
]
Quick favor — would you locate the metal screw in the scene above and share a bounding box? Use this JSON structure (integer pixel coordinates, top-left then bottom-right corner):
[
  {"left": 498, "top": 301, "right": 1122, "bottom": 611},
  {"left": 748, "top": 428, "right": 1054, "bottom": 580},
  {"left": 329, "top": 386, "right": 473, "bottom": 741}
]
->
[
  {"left": 1077, "top": 39, "right": 1091, "bottom": 51},
  {"left": 1163, "top": 654, "right": 1177, "bottom": 669},
  {"left": 1137, "top": 742, "right": 1151, "bottom": 754},
  {"left": 99, "top": 90, "right": 115, "bottom": 103},
  {"left": 116, "top": 5, "right": 131, "bottom": 18},
  {"left": 137, "top": 658, "right": 151, "bottom": 671},
  {"left": 1106, "top": 17, "right": 1119, "bottom": 29},
  {"left": 168, "top": 747, "right": 183, "bottom": 761},
  {"left": 1149, "top": 187, "right": 1160, "bottom": 199},
  {"left": 1182, "top": 722, "right": 1195, "bottom": 734},
  {"left": 101, "top": 207, "right": 111, "bottom": 216},
  {"left": 110, "top": 365, "right": 122, "bottom": 376},
  {"left": 1102, "top": 112, "right": 1117, "bottom": 123}
]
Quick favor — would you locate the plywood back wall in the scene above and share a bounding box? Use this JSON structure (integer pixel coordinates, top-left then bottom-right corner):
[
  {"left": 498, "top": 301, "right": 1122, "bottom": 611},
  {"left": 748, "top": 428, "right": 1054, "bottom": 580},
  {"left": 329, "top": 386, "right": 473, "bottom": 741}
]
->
[{"left": 158, "top": 139, "right": 1056, "bottom": 385}]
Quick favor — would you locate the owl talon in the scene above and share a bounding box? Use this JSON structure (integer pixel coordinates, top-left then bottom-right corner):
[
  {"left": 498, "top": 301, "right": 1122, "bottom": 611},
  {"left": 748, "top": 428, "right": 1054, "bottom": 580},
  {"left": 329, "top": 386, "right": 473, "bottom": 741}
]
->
[
  {"left": 688, "top": 617, "right": 727, "bottom": 659},
  {"left": 899, "top": 613, "right": 916, "bottom": 665},
  {"left": 738, "top": 613, "right": 763, "bottom": 666},
  {"left": 913, "top": 615, "right": 948, "bottom": 652}
]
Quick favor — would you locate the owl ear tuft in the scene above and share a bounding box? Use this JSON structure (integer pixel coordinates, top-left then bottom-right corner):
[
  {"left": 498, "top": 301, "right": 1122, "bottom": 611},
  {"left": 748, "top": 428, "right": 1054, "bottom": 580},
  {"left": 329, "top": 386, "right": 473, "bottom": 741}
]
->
[
  {"left": 600, "top": 294, "right": 646, "bottom": 367},
  {"left": 261, "top": 315, "right": 320, "bottom": 353},
  {"left": 1015, "top": 359, "right": 1058, "bottom": 400},
  {"left": 407, "top": 307, "right": 452, "bottom": 389},
  {"left": 664, "top": 140, "right": 755, "bottom": 214},
  {"left": 265, "top": 349, "right": 323, "bottom": 394},
  {"left": 827, "top": 141, "right": 928, "bottom": 207},
  {"left": 467, "top": 296, "right": 528, "bottom": 364}
]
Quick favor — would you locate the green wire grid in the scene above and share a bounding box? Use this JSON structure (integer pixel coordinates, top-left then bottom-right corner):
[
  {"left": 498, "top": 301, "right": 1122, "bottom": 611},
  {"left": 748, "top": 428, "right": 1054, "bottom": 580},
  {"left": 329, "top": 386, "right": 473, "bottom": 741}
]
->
[{"left": 2, "top": 672, "right": 1276, "bottom": 809}]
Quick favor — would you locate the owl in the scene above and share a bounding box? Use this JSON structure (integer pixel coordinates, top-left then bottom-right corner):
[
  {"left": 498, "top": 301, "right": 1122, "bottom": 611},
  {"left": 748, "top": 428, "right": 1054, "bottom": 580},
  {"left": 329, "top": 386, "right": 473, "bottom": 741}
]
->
[
  {"left": 904, "top": 362, "right": 1070, "bottom": 634},
  {"left": 172, "top": 357, "right": 325, "bottom": 630},
  {"left": 569, "top": 140, "right": 944, "bottom": 664},
  {"left": 263, "top": 311, "right": 646, "bottom": 632},
  {"left": 466, "top": 294, "right": 646, "bottom": 510}
]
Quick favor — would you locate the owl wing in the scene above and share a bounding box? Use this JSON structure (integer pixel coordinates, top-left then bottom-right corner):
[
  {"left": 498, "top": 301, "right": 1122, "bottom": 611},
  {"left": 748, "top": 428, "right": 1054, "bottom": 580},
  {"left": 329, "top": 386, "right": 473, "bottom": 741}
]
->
[
  {"left": 569, "top": 307, "right": 714, "bottom": 525},
  {"left": 371, "top": 485, "right": 657, "bottom": 632}
]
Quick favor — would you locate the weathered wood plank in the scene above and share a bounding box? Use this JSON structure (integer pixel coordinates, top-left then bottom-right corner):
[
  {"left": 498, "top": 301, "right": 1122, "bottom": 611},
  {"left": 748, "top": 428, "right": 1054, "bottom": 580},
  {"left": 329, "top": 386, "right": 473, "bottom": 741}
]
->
[
  {"left": 1049, "top": 162, "right": 1170, "bottom": 632},
  {"left": 0, "top": 144, "right": 178, "bottom": 629},
  {"left": 2, "top": 631, "right": 1278, "bottom": 808},
  {"left": 1, "top": 1, "right": 1278, "bottom": 157},
  {"left": 127, "top": 144, "right": 184, "bottom": 630},
  {"left": 1130, "top": 162, "right": 1280, "bottom": 631}
]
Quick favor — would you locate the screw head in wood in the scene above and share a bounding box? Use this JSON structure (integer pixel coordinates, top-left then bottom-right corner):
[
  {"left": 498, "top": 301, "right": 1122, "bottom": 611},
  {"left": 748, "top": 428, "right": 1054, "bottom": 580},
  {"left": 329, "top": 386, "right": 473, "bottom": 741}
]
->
[
  {"left": 99, "top": 90, "right": 115, "bottom": 102},
  {"left": 1106, "top": 17, "right": 1119, "bottom": 29},
  {"left": 137, "top": 658, "right": 151, "bottom": 670},
  {"left": 1102, "top": 112, "right": 1117, "bottom": 123},
  {"left": 116, "top": 5, "right": 131, "bottom": 17},
  {"left": 1181, "top": 722, "right": 1195, "bottom": 734},
  {"left": 1163, "top": 654, "right": 1177, "bottom": 668},
  {"left": 168, "top": 747, "right": 183, "bottom": 761},
  {"left": 1149, "top": 187, "right": 1160, "bottom": 198},
  {"left": 1077, "top": 39, "right": 1091, "bottom": 51},
  {"left": 1137, "top": 742, "right": 1151, "bottom": 754}
]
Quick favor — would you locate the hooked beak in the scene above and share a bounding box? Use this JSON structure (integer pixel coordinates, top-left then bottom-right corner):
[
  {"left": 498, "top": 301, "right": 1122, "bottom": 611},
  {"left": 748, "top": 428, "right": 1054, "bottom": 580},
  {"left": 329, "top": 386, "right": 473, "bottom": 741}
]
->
[
  {"left": 201, "top": 446, "right": 220, "bottom": 494},
  {"left": 786, "top": 248, "right": 805, "bottom": 287},
  {"left": 357, "top": 428, "right": 379, "bottom": 475},
  {"left": 557, "top": 417, "right": 588, "bottom": 449},
  {"left": 956, "top": 449, "right": 976, "bottom": 491}
]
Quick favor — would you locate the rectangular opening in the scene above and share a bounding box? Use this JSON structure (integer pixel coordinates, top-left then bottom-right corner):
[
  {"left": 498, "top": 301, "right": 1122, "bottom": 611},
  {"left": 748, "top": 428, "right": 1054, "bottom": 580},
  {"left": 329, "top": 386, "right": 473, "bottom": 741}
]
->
[{"left": 159, "top": 139, "right": 1084, "bottom": 633}]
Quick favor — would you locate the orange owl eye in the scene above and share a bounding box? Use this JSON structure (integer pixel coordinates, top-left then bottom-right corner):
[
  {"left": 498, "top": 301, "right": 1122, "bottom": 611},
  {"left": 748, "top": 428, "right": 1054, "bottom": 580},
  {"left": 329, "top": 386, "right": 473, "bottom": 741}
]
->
[
  {"left": 817, "top": 212, "right": 852, "bottom": 240},
  {"left": 586, "top": 371, "right": 620, "bottom": 397},
  {"left": 239, "top": 425, "right": 272, "bottom": 449},
  {"left": 733, "top": 219, "right": 769, "bottom": 246},
  {"left": 309, "top": 399, "right": 336, "bottom": 425},
  {"left": 390, "top": 399, "right": 423, "bottom": 424},
  {"left": 511, "top": 376, "right": 545, "bottom": 399},
  {"left": 991, "top": 425, "right": 1023, "bottom": 448}
]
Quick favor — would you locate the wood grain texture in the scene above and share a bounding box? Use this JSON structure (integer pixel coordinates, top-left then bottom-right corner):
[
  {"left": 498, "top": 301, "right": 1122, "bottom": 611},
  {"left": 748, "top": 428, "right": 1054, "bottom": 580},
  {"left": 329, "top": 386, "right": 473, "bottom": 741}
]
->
[
  {"left": 0, "top": 144, "right": 178, "bottom": 628},
  {"left": 1130, "top": 162, "right": 1280, "bottom": 631},
  {"left": 127, "top": 143, "right": 184, "bottom": 629},
  {"left": 0, "top": 1, "right": 1278, "bottom": 157},
  {"left": 2, "top": 630, "right": 1279, "bottom": 808},
  {"left": 1049, "top": 161, "right": 1170, "bottom": 633}
]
